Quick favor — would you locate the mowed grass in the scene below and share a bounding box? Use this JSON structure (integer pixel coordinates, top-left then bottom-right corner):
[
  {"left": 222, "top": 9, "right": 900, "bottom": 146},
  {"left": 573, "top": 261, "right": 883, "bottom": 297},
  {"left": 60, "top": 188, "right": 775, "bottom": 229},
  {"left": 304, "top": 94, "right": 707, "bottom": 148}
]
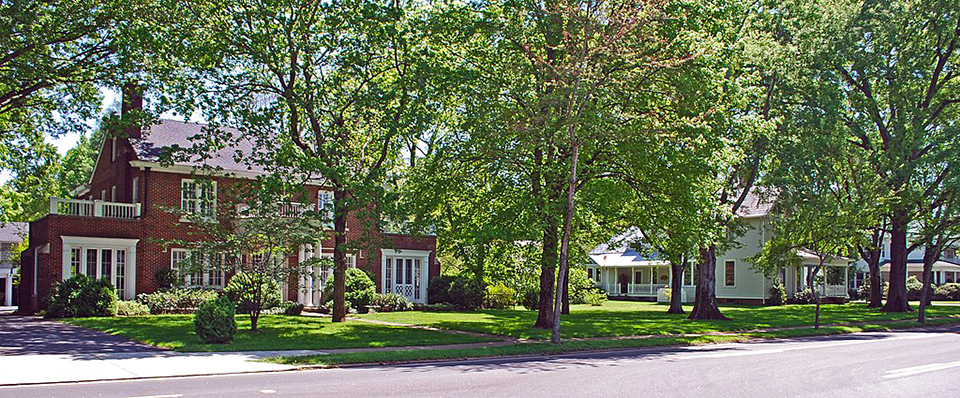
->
[
  {"left": 268, "top": 316, "right": 960, "bottom": 366},
  {"left": 63, "top": 314, "right": 498, "bottom": 352},
  {"left": 358, "top": 300, "right": 960, "bottom": 340}
]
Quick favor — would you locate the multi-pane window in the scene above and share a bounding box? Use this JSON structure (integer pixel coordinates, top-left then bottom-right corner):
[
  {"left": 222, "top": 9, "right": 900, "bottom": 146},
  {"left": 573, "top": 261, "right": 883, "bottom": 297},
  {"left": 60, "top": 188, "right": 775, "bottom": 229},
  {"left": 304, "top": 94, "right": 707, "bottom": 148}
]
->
[
  {"left": 385, "top": 258, "right": 393, "bottom": 293},
  {"left": 634, "top": 271, "right": 642, "bottom": 284},
  {"left": 132, "top": 177, "right": 139, "bottom": 203},
  {"left": 171, "top": 249, "right": 224, "bottom": 288},
  {"left": 115, "top": 250, "right": 126, "bottom": 298},
  {"left": 683, "top": 263, "right": 693, "bottom": 286},
  {"left": 181, "top": 180, "right": 217, "bottom": 217},
  {"left": 318, "top": 190, "right": 334, "bottom": 226},
  {"left": 85, "top": 248, "right": 98, "bottom": 276},
  {"left": 70, "top": 248, "right": 82, "bottom": 276},
  {"left": 724, "top": 260, "right": 736, "bottom": 287}
]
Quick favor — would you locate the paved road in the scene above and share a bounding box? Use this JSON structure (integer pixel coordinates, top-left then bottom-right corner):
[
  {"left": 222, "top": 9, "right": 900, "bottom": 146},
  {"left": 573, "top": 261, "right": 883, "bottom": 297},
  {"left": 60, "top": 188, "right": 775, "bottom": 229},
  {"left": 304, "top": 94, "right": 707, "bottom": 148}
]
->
[{"left": 4, "top": 324, "right": 960, "bottom": 398}]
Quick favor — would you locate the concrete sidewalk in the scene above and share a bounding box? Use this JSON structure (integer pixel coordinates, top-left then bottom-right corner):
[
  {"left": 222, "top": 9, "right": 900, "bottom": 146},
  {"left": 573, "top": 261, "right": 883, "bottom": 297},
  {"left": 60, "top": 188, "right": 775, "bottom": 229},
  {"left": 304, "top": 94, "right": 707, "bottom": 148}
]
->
[{"left": 0, "top": 316, "right": 297, "bottom": 386}]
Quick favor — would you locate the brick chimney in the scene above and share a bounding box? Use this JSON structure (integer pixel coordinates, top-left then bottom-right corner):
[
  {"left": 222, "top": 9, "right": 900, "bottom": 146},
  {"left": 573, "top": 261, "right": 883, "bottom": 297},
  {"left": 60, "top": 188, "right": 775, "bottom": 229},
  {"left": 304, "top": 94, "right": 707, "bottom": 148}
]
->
[{"left": 121, "top": 83, "right": 143, "bottom": 139}]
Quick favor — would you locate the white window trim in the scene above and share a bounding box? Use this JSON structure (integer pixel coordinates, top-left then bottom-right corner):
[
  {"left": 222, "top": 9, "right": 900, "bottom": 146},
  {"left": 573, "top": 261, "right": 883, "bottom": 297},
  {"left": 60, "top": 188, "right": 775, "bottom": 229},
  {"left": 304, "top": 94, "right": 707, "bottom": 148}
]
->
[
  {"left": 111, "top": 186, "right": 117, "bottom": 202},
  {"left": 60, "top": 236, "right": 139, "bottom": 300},
  {"left": 380, "top": 249, "right": 431, "bottom": 303},
  {"left": 132, "top": 177, "right": 140, "bottom": 203},
  {"left": 724, "top": 260, "right": 736, "bottom": 287},
  {"left": 180, "top": 178, "right": 217, "bottom": 219},
  {"left": 111, "top": 138, "right": 117, "bottom": 162},
  {"left": 171, "top": 248, "right": 225, "bottom": 288}
]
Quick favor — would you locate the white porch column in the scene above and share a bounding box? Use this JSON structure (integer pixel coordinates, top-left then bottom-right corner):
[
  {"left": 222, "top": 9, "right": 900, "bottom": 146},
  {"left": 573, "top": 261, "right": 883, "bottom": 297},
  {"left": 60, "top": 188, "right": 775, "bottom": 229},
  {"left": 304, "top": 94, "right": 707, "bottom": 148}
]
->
[{"left": 4, "top": 273, "right": 12, "bottom": 306}]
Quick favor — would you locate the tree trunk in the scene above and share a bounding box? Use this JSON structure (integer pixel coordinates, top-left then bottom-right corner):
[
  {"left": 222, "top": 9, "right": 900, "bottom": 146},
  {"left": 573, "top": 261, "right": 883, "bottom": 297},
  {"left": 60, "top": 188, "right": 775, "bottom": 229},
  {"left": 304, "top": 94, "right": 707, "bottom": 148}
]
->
[
  {"left": 534, "top": 217, "right": 559, "bottom": 329},
  {"left": 552, "top": 141, "right": 579, "bottom": 345},
  {"left": 332, "top": 189, "right": 349, "bottom": 322},
  {"left": 813, "top": 260, "right": 822, "bottom": 329},
  {"left": 667, "top": 259, "right": 685, "bottom": 314},
  {"left": 883, "top": 209, "right": 912, "bottom": 313},
  {"left": 688, "top": 245, "right": 729, "bottom": 320},
  {"left": 867, "top": 255, "right": 883, "bottom": 308},
  {"left": 919, "top": 243, "right": 940, "bottom": 323},
  {"left": 862, "top": 228, "right": 885, "bottom": 308},
  {"left": 561, "top": 266, "right": 570, "bottom": 315}
]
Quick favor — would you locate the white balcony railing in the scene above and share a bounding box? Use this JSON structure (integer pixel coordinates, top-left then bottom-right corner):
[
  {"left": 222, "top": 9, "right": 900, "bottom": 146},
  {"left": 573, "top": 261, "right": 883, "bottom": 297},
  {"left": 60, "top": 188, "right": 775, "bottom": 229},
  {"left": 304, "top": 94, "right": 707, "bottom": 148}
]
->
[
  {"left": 236, "top": 202, "right": 314, "bottom": 218},
  {"left": 49, "top": 197, "right": 141, "bottom": 219}
]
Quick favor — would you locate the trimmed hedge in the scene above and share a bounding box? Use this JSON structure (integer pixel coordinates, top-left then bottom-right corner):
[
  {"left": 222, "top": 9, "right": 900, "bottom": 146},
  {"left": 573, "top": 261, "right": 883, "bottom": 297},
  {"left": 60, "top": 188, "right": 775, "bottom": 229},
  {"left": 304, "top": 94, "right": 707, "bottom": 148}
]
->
[
  {"left": 371, "top": 293, "right": 413, "bottom": 312},
  {"left": 136, "top": 288, "right": 219, "bottom": 314},
  {"left": 194, "top": 297, "right": 237, "bottom": 344},
  {"left": 934, "top": 283, "right": 960, "bottom": 300},
  {"left": 45, "top": 275, "right": 118, "bottom": 318}
]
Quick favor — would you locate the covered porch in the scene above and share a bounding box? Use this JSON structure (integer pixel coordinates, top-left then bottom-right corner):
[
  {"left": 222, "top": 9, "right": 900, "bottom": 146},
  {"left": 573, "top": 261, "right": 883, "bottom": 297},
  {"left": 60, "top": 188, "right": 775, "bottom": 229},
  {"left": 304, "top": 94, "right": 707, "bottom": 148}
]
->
[
  {"left": 586, "top": 263, "right": 695, "bottom": 301},
  {"left": 783, "top": 251, "right": 852, "bottom": 299}
]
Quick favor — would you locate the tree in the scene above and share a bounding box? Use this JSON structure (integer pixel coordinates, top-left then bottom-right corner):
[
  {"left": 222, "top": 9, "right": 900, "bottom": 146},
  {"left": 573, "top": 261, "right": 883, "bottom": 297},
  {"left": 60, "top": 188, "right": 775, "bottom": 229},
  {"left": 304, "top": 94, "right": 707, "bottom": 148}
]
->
[
  {"left": 913, "top": 164, "right": 959, "bottom": 323},
  {"left": 0, "top": 0, "right": 149, "bottom": 168},
  {"left": 169, "top": 178, "right": 324, "bottom": 331},
  {"left": 776, "top": 0, "right": 960, "bottom": 312},
  {"left": 159, "top": 0, "right": 431, "bottom": 322}
]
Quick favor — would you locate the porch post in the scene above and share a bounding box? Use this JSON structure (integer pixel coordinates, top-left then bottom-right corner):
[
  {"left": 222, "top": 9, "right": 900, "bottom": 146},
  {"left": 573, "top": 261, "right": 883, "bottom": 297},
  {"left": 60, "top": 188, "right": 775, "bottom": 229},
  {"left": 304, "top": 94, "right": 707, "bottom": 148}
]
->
[
  {"left": 844, "top": 266, "right": 849, "bottom": 297},
  {"left": 4, "top": 273, "right": 11, "bottom": 306}
]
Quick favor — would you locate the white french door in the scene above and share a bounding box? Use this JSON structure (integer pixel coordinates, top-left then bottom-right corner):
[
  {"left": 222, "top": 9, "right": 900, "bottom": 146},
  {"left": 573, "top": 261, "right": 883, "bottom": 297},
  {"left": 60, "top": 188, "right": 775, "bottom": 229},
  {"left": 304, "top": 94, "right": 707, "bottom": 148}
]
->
[
  {"left": 69, "top": 247, "right": 127, "bottom": 298},
  {"left": 382, "top": 250, "right": 430, "bottom": 303}
]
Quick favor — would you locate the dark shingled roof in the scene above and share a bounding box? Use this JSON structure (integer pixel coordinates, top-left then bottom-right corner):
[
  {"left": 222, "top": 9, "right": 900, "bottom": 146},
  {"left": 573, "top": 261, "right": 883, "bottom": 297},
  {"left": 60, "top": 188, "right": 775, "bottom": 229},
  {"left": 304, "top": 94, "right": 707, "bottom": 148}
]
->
[
  {"left": 735, "top": 191, "right": 775, "bottom": 217},
  {"left": 0, "top": 222, "right": 26, "bottom": 243},
  {"left": 130, "top": 119, "right": 266, "bottom": 173}
]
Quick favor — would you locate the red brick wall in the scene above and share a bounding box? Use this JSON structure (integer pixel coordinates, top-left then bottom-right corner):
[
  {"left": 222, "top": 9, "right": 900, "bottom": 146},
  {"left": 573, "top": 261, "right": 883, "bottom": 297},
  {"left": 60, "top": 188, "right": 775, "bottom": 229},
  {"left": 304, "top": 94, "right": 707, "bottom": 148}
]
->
[{"left": 22, "top": 165, "right": 438, "bottom": 311}]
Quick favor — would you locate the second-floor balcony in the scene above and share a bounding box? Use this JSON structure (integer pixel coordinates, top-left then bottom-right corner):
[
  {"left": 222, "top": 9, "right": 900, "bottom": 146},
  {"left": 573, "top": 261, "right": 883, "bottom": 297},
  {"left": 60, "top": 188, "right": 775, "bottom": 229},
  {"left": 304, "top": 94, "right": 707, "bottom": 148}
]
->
[{"left": 49, "top": 197, "right": 142, "bottom": 219}]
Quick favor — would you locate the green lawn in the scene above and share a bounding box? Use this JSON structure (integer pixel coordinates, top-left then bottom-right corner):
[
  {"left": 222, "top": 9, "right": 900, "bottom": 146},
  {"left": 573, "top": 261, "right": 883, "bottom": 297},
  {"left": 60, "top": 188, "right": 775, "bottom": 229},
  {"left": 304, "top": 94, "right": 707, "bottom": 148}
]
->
[
  {"left": 268, "top": 316, "right": 960, "bottom": 366},
  {"left": 358, "top": 300, "right": 960, "bottom": 340},
  {"left": 63, "top": 314, "right": 498, "bottom": 352}
]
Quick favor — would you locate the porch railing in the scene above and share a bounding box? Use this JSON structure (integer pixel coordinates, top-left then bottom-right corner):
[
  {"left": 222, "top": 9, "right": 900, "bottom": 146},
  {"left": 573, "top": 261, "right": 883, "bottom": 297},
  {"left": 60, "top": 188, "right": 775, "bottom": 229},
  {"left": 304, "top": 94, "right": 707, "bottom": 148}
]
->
[
  {"left": 49, "top": 197, "right": 141, "bottom": 219},
  {"left": 822, "top": 284, "right": 847, "bottom": 297},
  {"left": 601, "top": 282, "right": 667, "bottom": 296}
]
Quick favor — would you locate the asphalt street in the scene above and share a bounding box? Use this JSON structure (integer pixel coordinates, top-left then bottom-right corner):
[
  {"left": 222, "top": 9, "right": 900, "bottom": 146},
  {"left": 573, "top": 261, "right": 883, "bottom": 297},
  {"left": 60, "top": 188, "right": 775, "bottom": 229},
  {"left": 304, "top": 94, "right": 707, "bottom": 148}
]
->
[{"left": 4, "top": 324, "right": 960, "bottom": 398}]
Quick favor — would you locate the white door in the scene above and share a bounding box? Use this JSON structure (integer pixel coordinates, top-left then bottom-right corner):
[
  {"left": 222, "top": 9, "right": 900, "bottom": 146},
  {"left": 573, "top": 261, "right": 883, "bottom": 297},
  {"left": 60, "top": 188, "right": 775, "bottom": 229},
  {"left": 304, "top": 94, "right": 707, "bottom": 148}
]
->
[{"left": 385, "top": 257, "right": 424, "bottom": 303}]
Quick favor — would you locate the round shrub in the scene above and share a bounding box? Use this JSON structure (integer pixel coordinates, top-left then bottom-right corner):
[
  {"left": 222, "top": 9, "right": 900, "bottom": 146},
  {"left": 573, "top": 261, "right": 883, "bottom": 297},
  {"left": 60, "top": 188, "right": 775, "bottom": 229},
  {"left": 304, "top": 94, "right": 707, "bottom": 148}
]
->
[
  {"left": 427, "top": 274, "right": 483, "bottom": 309},
  {"left": 117, "top": 300, "right": 150, "bottom": 316},
  {"left": 278, "top": 300, "right": 304, "bottom": 315},
  {"left": 567, "top": 268, "right": 597, "bottom": 304},
  {"left": 371, "top": 293, "right": 413, "bottom": 312},
  {"left": 786, "top": 288, "right": 816, "bottom": 304},
  {"left": 194, "top": 297, "right": 237, "bottom": 344},
  {"left": 483, "top": 284, "right": 516, "bottom": 309},
  {"left": 934, "top": 283, "right": 960, "bottom": 301},
  {"left": 136, "top": 288, "right": 219, "bottom": 314},
  {"left": 584, "top": 289, "right": 607, "bottom": 306},
  {"left": 521, "top": 288, "right": 540, "bottom": 311},
  {"left": 46, "top": 275, "right": 119, "bottom": 318},
  {"left": 768, "top": 283, "right": 786, "bottom": 306},
  {"left": 906, "top": 275, "right": 924, "bottom": 301},
  {"left": 224, "top": 272, "right": 282, "bottom": 314},
  {"left": 322, "top": 268, "right": 376, "bottom": 313}
]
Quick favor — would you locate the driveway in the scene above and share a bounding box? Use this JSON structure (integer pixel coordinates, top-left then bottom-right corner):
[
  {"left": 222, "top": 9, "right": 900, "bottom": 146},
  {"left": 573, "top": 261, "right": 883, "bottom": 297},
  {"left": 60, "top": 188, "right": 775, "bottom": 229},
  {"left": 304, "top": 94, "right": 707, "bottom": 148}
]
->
[{"left": 0, "top": 316, "right": 294, "bottom": 386}]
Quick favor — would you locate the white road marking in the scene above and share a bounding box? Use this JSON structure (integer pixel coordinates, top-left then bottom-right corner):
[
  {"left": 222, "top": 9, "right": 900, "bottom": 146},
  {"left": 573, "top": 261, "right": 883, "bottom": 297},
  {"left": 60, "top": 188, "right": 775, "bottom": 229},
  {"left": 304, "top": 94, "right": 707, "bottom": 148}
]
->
[
  {"left": 883, "top": 360, "right": 960, "bottom": 379},
  {"left": 260, "top": 390, "right": 277, "bottom": 394},
  {"left": 125, "top": 394, "right": 183, "bottom": 398}
]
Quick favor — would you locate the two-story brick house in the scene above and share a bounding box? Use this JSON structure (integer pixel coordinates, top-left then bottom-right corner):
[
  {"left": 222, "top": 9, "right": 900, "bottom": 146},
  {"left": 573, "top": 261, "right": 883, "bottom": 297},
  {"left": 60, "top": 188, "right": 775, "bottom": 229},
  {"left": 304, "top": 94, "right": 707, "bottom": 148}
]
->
[{"left": 18, "top": 101, "right": 437, "bottom": 313}]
